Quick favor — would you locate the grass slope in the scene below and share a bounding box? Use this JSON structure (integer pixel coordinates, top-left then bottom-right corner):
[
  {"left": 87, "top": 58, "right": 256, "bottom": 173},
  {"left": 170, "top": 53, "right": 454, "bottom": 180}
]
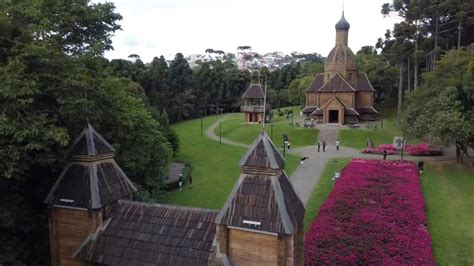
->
[
  {"left": 304, "top": 158, "right": 350, "bottom": 232},
  {"left": 339, "top": 107, "right": 420, "bottom": 150},
  {"left": 422, "top": 162, "right": 474, "bottom": 265},
  {"left": 216, "top": 113, "right": 318, "bottom": 148},
  {"left": 159, "top": 115, "right": 300, "bottom": 209}
]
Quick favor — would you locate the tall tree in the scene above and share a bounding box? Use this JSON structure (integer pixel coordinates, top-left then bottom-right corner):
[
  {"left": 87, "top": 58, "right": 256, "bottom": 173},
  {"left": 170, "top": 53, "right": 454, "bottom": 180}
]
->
[{"left": 167, "top": 53, "right": 194, "bottom": 121}]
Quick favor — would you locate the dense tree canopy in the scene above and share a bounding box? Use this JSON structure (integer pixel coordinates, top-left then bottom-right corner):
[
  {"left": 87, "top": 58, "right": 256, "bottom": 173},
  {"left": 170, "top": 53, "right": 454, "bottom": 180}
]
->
[
  {"left": 404, "top": 47, "right": 474, "bottom": 148},
  {"left": 404, "top": 46, "right": 474, "bottom": 147},
  {"left": 0, "top": 1, "right": 173, "bottom": 264}
]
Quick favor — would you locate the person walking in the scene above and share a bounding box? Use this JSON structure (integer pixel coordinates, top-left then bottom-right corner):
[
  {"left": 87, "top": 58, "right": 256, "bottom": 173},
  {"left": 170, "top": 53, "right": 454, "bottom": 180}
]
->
[
  {"left": 383, "top": 149, "right": 388, "bottom": 160},
  {"left": 317, "top": 140, "right": 321, "bottom": 152},
  {"left": 418, "top": 161, "right": 424, "bottom": 174},
  {"left": 178, "top": 173, "right": 183, "bottom": 191},
  {"left": 336, "top": 139, "right": 340, "bottom": 151},
  {"left": 188, "top": 174, "right": 193, "bottom": 188},
  {"left": 322, "top": 139, "right": 327, "bottom": 152}
]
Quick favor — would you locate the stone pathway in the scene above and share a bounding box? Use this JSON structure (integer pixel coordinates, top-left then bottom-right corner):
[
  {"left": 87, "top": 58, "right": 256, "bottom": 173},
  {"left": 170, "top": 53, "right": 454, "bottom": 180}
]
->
[
  {"left": 317, "top": 123, "right": 340, "bottom": 144},
  {"left": 206, "top": 116, "right": 458, "bottom": 206}
]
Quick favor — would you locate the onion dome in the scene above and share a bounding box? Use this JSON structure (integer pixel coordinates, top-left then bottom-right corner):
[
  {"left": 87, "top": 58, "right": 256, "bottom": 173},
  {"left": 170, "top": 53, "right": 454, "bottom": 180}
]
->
[{"left": 335, "top": 11, "right": 350, "bottom": 31}]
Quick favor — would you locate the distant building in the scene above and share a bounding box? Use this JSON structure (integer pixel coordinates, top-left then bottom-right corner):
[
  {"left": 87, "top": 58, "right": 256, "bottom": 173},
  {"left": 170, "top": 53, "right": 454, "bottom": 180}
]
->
[
  {"left": 241, "top": 83, "right": 271, "bottom": 123},
  {"left": 303, "top": 12, "right": 377, "bottom": 124},
  {"left": 45, "top": 125, "right": 303, "bottom": 265}
]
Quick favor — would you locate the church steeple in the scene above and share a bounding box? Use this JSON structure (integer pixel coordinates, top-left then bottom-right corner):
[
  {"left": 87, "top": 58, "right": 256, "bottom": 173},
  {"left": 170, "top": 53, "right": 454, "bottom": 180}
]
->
[{"left": 335, "top": 11, "right": 350, "bottom": 46}]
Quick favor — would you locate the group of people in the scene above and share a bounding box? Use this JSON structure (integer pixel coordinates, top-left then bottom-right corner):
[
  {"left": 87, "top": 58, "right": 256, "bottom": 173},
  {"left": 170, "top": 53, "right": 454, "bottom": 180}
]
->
[
  {"left": 316, "top": 138, "right": 340, "bottom": 152},
  {"left": 300, "top": 138, "right": 342, "bottom": 167}
]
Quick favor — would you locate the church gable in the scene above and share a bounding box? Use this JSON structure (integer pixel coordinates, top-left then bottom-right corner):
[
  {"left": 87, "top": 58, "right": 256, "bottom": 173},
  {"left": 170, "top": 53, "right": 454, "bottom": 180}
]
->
[{"left": 322, "top": 96, "right": 346, "bottom": 110}]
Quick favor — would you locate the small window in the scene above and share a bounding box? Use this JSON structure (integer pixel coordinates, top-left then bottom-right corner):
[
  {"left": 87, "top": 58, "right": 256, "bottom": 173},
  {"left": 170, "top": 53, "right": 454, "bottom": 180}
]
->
[{"left": 348, "top": 73, "right": 353, "bottom": 80}]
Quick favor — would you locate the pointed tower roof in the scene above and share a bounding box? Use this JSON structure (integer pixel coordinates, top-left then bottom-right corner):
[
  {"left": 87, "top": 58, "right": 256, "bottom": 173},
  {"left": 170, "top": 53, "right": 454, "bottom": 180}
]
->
[
  {"left": 217, "top": 132, "right": 304, "bottom": 235},
  {"left": 241, "top": 84, "right": 265, "bottom": 99},
  {"left": 69, "top": 123, "right": 115, "bottom": 159},
  {"left": 239, "top": 131, "right": 285, "bottom": 170},
  {"left": 44, "top": 124, "right": 136, "bottom": 210},
  {"left": 335, "top": 11, "right": 350, "bottom": 31}
]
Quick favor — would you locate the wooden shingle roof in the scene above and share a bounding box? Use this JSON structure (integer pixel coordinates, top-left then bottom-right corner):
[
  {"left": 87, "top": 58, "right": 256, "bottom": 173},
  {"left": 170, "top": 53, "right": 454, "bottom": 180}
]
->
[
  {"left": 241, "top": 84, "right": 265, "bottom": 99},
  {"left": 354, "top": 72, "right": 375, "bottom": 92},
  {"left": 74, "top": 200, "right": 219, "bottom": 266},
  {"left": 44, "top": 160, "right": 136, "bottom": 209},
  {"left": 317, "top": 73, "right": 356, "bottom": 92},
  {"left": 239, "top": 131, "right": 285, "bottom": 170},
  {"left": 216, "top": 173, "right": 304, "bottom": 235},
  {"left": 306, "top": 73, "right": 325, "bottom": 92},
  {"left": 69, "top": 123, "right": 115, "bottom": 159},
  {"left": 356, "top": 106, "right": 378, "bottom": 114},
  {"left": 44, "top": 124, "right": 136, "bottom": 210}
]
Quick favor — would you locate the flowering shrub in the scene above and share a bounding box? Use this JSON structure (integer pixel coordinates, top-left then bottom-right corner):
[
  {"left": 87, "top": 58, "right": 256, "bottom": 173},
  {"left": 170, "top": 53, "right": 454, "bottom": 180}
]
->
[
  {"left": 377, "top": 144, "right": 397, "bottom": 151},
  {"left": 406, "top": 143, "right": 442, "bottom": 156},
  {"left": 363, "top": 147, "right": 397, "bottom": 155},
  {"left": 363, "top": 143, "right": 442, "bottom": 156},
  {"left": 305, "top": 159, "right": 435, "bottom": 265}
]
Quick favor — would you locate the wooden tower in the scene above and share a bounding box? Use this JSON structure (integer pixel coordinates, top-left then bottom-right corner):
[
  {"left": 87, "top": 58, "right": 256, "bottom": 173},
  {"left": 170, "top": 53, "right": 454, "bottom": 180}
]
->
[
  {"left": 241, "top": 84, "right": 271, "bottom": 124},
  {"left": 215, "top": 132, "right": 305, "bottom": 265},
  {"left": 44, "top": 124, "right": 137, "bottom": 266}
]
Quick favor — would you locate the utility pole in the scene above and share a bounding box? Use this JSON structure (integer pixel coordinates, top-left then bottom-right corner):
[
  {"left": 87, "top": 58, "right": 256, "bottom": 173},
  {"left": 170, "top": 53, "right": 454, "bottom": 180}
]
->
[
  {"left": 414, "top": 20, "right": 418, "bottom": 90},
  {"left": 262, "top": 73, "right": 267, "bottom": 130}
]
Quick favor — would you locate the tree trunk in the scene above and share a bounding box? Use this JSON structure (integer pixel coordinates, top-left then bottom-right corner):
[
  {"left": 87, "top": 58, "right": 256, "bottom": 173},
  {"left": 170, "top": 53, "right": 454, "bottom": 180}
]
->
[
  {"left": 407, "top": 57, "right": 411, "bottom": 94},
  {"left": 397, "top": 60, "right": 403, "bottom": 128},
  {"left": 432, "top": 10, "right": 439, "bottom": 71},
  {"left": 458, "top": 22, "right": 462, "bottom": 49}
]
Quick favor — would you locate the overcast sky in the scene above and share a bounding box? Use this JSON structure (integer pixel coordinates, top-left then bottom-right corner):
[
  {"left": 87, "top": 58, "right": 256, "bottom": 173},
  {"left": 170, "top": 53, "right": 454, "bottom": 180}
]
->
[{"left": 95, "top": 0, "right": 403, "bottom": 62}]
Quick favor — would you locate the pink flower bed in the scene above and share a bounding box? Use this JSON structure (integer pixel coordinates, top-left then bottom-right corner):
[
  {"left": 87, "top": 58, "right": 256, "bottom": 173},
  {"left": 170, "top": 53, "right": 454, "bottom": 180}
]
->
[
  {"left": 406, "top": 143, "right": 442, "bottom": 156},
  {"left": 363, "top": 143, "right": 442, "bottom": 156},
  {"left": 305, "top": 159, "right": 435, "bottom": 265},
  {"left": 363, "top": 147, "right": 397, "bottom": 155}
]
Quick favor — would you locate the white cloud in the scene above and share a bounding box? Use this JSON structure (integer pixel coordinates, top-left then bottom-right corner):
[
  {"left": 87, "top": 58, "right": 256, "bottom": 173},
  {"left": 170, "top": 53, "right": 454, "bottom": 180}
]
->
[{"left": 95, "top": 0, "right": 403, "bottom": 62}]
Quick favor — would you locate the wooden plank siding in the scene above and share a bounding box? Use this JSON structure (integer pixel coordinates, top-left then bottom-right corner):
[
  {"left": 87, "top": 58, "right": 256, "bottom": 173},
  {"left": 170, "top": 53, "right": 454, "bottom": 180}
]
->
[{"left": 51, "top": 207, "right": 101, "bottom": 266}]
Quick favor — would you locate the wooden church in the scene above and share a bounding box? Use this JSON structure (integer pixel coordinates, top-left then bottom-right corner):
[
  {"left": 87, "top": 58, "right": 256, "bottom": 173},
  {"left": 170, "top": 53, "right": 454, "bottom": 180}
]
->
[
  {"left": 45, "top": 124, "right": 305, "bottom": 265},
  {"left": 303, "top": 12, "right": 378, "bottom": 124}
]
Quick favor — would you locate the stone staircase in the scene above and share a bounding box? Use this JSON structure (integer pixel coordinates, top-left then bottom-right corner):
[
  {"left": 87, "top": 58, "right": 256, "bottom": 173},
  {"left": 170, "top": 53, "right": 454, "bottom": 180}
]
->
[{"left": 318, "top": 124, "right": 340, "bottom": 144}]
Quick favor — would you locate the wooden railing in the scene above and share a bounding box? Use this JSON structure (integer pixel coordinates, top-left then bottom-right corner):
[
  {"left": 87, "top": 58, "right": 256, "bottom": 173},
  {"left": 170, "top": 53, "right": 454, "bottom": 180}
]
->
[{"left": 241, "top": 105, "right": 265, "bottom": 112}]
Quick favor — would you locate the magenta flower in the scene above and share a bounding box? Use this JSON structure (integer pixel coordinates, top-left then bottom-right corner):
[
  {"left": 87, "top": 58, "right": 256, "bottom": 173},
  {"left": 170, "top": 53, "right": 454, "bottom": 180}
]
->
[{"left": 305, "top": 159, "right": 436, "bottom": 265}]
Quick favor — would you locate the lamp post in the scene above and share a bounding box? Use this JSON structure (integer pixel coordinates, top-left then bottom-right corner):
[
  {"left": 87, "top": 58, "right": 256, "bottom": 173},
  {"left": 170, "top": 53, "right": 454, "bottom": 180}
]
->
[
  {"left": 401, "top": 137, "right": 405, "bottom": 160},
  {"left": 219, "top": 121, "right": 222, "bottom": 144},
  {"left": 200, "top": 114, "right": 203, "bottom": 137}
]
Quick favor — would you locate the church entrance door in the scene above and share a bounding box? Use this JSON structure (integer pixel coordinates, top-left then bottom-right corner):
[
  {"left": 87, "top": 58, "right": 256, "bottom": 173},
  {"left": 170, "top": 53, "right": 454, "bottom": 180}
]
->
[{"left": 328, "top": 110, "right": 339, "bottom": 123}]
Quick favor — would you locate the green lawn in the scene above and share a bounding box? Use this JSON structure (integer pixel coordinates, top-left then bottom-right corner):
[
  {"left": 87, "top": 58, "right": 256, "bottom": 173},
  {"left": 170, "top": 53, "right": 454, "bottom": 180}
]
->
[
  {"left": 304, "top": 158, "right": 350, "bottom": 232},
  {"left": 159, "top": 115, "right": 300, "bottom": 209},
  {"left": 215, "top": 112, "right": 318, "bottom": 148},
  {"left": 422, "top": 162, "right": 474, "bottom": 265},
  {"left": 339, "top": 107, "right": 419, "bottom": 150}
]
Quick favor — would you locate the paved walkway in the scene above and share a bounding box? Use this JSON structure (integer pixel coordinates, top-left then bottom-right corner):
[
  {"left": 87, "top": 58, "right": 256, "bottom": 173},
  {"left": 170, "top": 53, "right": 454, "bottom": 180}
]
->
[
  {"left": 317, "top": 124, "right": 340, "bottom": 144},
  {"left": 206, "top": 116, "right": 458, "bottom": 206},
  {"left": 206, "top": 115, "right": 249, "bottom": 148}
]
